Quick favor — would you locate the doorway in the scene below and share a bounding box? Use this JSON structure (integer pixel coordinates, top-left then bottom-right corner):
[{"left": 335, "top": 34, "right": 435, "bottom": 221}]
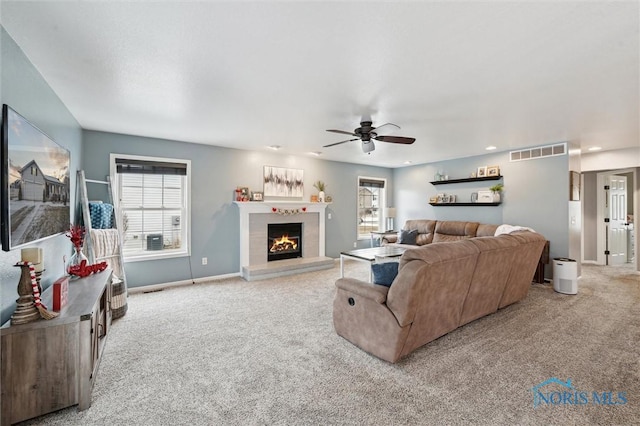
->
[{"left": 593, "top": 169, "right": 636, "bottom": 267}]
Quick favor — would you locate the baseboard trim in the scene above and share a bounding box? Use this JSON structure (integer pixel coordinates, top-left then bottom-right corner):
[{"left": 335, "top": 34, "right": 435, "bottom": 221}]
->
[{"left": 129, "top": 272, "right": 241, "bottom": 294}]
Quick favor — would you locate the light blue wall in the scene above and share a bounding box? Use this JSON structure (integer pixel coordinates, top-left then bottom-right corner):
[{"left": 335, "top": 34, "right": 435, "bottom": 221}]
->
[
  {"left": 82, "top": 130, "right": 393, "bottom": 287},
  {"left": 394, "top": 150, "right": 571, "bottom": 274},
  {"left": 0, "top": 28, "right": 83, "bottom": 324}
]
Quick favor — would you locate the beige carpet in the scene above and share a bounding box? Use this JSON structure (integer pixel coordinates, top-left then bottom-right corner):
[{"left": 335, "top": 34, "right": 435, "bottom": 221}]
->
[{"left": 21, "top": 261, "right": 640, "bottom": 425}]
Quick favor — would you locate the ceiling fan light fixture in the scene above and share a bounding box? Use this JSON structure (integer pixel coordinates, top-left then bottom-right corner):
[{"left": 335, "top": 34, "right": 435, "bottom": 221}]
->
[
  {"left": 325, "top": 119, "right": 415, "bottom": 153},
  {"left": 362, "top": 140, "right": 375, "bottom": 153}
]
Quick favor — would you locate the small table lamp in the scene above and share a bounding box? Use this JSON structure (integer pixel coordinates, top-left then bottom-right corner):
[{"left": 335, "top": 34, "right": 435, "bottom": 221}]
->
[{"left": 384, "top": 207, "right": 396, "bottom": 231}]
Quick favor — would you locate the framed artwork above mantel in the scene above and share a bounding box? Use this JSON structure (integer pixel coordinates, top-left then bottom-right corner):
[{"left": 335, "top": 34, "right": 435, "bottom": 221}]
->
[{"left": 263, "top": 166, "right": 304, "bottom": 198}]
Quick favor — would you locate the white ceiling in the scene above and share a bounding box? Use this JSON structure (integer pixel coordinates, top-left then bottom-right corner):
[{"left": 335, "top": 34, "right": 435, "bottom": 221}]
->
[{"left": 2, "top": 1, "right": 638, "bottom": 168}]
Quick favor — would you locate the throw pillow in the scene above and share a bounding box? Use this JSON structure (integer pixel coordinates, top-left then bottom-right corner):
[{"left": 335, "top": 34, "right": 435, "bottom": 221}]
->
[
  {"left": 371, "top": 262, "right": 399, "bottom": 287},
  {"left": 398, "top": 229, "right": 418, "bottom": 245}
]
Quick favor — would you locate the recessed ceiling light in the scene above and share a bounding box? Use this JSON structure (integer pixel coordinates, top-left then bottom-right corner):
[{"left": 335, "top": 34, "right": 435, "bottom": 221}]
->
[
  {"left": 309, "top": 151, "right": 322, "bottom": 156},
  {"left": 588, "top": 146, "right": 602, "bottom": 151},
  {"left": 404, "top": 160, "right": 413, "bottom": 165},
  {"left": 268, "top": 145, "right": 281, "bottom": 150},
  {"left": 485, "top": 145, "right": 497, "bottom": 151}
]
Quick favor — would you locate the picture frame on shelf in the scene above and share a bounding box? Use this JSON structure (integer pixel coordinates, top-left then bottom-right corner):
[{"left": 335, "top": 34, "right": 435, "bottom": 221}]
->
[
  {"left": 487, "top": 165, "right": 500, "bottom": 177},
  {"left": 240, "top": 187, "right": 249, "bottom": 196},
  {"left": 477, "top": 190, "right": 493, "bottom": 203},
  {"left": 236, "top": 187, "right": 250, "bottom": 201},
  {"left": 477, "top": 166, "right": 487, "bottom": 178},
  {"left": 251, "top": 191, "right": 263, "bottom": 201}
]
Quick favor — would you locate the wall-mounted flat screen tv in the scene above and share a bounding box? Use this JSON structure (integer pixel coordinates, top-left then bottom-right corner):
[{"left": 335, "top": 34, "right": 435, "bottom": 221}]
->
[{"left": 1, "top": 104, "right": 71, "bottom": 251}]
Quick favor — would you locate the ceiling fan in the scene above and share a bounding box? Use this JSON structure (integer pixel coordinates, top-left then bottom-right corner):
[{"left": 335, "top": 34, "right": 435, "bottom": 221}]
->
[{"left": 324, "top": 120, "right": 416, "bottom": 153}]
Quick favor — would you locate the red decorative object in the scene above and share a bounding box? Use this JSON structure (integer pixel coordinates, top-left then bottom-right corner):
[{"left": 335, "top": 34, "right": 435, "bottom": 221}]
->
[
  {"left": 271, "top": 207, "right": 308, "bottom": 215},
  {"left": 52, "top": 276, "right": 69, "bottom": 311},
  {"left": 67, "top": 260, "right": 108, "bottom": 278},
  {"left": 66, "top": 224, "right": 86, "bottom": 250}
]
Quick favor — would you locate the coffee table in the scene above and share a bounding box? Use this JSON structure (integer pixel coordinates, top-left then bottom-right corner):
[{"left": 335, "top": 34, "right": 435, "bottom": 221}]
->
[{"left": 340, "top": 246, "right": 407, "bottom": 282}]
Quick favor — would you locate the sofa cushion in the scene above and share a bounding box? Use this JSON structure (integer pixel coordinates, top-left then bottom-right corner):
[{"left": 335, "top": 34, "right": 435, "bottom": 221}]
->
[
  {"left": 432, "top": 221, "right": 479, "bottom": 243},
  {"left": 371, "top": 262, "right": 399, "bottom": 287},
  {"left": 476, "top": 223, "right": 499, "bottom": 237},
  {"left": 404, "top": 219, "right": 436, "bottom": 245},
  {"left": 398, "top": 229, "right": 418, "bottom": 245}
]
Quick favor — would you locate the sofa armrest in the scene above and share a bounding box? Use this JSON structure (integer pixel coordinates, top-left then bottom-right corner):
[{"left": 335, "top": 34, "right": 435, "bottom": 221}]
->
[
  {"left": 333, "top": 278, "right": 408, "bottom": 362},
  {"left": 381, "top": 234, "right": 398, "bottom": 244},
  {"left": 335, "top": 278, "right": 389, "bottom": 304}
]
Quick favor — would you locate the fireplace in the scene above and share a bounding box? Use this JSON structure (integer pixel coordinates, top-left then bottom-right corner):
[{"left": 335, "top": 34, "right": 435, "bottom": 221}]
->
[{"left": 268, "top": 222, "right": 302, "bottom": 261}]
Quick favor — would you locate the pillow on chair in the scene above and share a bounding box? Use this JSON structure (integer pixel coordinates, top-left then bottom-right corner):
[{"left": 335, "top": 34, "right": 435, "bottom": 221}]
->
[
  {"left": 371, "top": 262, "right": 399, "bottom": 287},
  {"left": 398, "top": 229, "right": 418, "bottom": 245}
]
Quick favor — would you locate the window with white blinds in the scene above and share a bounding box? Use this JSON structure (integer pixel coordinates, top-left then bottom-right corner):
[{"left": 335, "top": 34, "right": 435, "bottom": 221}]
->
[
  {"left": 357, "top": 177, "right": 386, "bottom": 239},
  {"left": 111, "top": 154, "right": 190, "bottom": 261}
]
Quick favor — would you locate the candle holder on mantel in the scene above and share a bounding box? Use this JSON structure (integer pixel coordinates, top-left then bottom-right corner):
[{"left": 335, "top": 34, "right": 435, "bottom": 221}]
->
[{"left": 11, "top": 263, "right": 41, "bottom": 325}]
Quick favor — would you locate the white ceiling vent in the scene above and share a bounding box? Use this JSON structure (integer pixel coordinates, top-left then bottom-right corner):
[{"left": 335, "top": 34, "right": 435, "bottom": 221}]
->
[{"left": 510, "top": 143, "right": 566, "bottom": 162}]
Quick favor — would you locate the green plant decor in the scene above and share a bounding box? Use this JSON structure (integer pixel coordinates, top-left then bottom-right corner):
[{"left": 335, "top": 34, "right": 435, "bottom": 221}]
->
[
  {"left": 313, "top": 181, "right": 326, "bottom": 192},
  {"left": 489, "top": 183, "right": 504, "bottom": 193}
]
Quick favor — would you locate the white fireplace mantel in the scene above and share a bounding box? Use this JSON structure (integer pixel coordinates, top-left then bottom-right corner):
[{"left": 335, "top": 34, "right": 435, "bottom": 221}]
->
[{"left": 234, "top": 201, "right": 329, "bottom": 272}]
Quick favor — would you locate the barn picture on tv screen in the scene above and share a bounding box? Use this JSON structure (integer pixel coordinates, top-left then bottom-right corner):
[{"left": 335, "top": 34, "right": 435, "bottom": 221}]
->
[{"left": 2, "top": 105, "right": 70, "bottom": 250}]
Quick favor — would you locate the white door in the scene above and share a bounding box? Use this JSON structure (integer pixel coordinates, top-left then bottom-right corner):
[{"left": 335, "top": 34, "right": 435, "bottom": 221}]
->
[{"left": 607, "top": 175, "right": 628, "bottom": 265}]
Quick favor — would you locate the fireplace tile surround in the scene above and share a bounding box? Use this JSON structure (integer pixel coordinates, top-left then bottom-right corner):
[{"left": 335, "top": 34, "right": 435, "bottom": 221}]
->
[{"left": 234, "top": 201, "right": 333, "bottom": 280}]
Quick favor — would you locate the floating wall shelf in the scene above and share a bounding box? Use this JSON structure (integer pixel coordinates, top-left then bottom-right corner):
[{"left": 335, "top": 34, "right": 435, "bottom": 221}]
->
[
  {"left": 430, "top": 175, "right": 502, "bottom": 185},
  {"left": 429, "top": 202, "right": 501, "bottom": 207}
]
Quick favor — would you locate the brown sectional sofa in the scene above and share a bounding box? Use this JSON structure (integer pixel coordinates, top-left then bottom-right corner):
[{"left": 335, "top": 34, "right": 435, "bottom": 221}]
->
[
  {"left": 381, "top": 219, "right": 499, "bottom": 246},
  {"left": 333, "top": 220, "right": 546, "bottom": 363}
]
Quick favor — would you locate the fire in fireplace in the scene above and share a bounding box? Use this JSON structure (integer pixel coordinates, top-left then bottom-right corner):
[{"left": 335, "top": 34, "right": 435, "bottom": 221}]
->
[{"left": 268, "top": 222, "right": 302, "bottom": 261}]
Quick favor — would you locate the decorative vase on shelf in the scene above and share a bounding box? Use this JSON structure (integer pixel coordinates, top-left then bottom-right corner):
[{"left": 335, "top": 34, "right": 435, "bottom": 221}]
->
[
  {"left": 489, "top": 184, "right": 503, "bottom": 203},
  {"left": 67, "top": 247, "right": 88, "bottom": 276},
  {"left": 313, "top": 180, "right": 327, "bottom": 202}
]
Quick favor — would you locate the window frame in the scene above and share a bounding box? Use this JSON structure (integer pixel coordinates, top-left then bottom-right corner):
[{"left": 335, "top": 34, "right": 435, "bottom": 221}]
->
[
  {"left": 110, "top": 153, "right": 191, "bottom": 262},
  {"left": 357, "top": 176, "right": 387, "bottom": 240}
]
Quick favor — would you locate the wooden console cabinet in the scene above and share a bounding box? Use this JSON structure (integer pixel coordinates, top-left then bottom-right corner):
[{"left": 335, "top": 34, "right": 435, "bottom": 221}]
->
[{"left": 1, "top": 269, "right": 112, "bottom": 425}]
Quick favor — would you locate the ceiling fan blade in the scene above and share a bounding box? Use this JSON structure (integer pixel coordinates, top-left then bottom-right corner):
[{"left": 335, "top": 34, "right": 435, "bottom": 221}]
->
[
  {"left": 323, "top": 138, "right": 359, "bottom": 148},
  {"left": 326, "top": 129, "right": 356, "bottom": 136},
  {"left": 372, "top": 123, "right": 400, "bottom": 134},
  {"left": 374, "top": 135, "right": 416, "bottom": 144}
]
